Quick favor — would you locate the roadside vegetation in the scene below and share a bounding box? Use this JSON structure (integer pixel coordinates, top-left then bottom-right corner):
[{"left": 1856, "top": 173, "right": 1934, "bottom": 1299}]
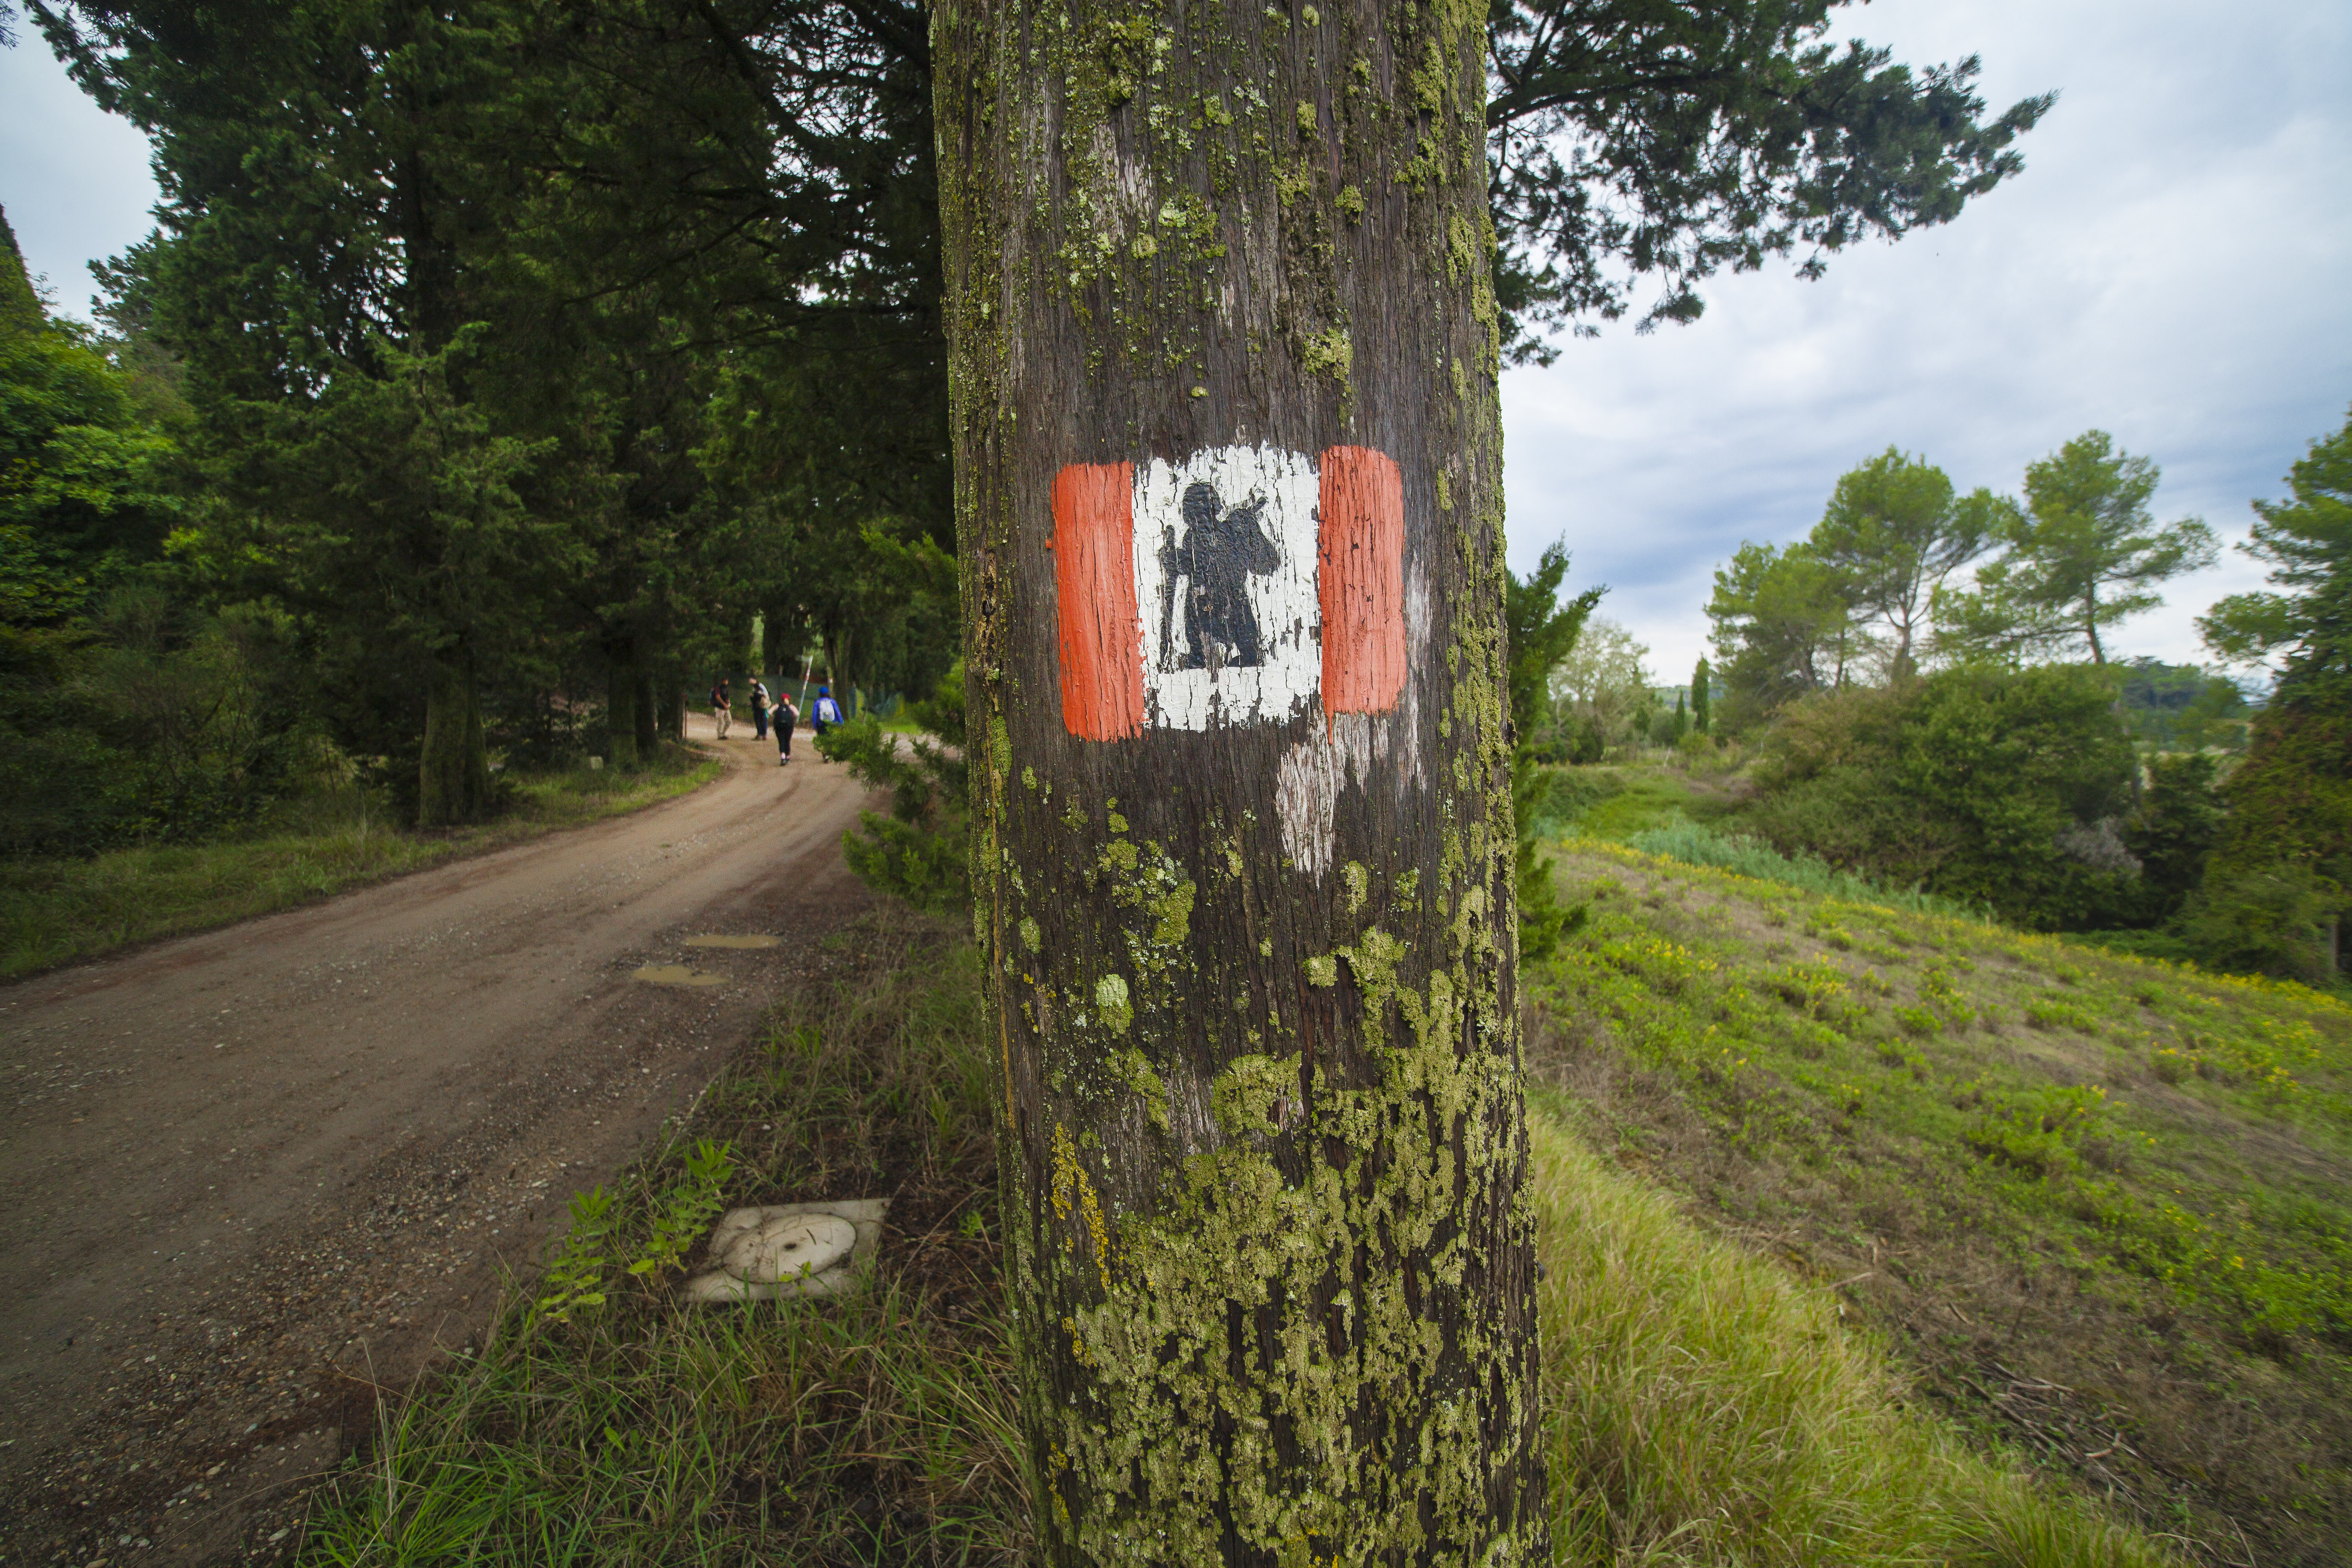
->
[
  {"left": 302, "top": 915, "right": 1024, "bottom": 1567},
  {"left": 0, "top": 745, "right": 718, "bottom": 979},
  {"left": 305, "top": 908, "right": 2191, "bottom": 1567}
]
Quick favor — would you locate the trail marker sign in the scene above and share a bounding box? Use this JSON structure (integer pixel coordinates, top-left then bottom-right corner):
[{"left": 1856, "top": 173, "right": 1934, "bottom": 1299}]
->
[{"left": 1053, "top": 443, "right": 1405, "bottom": 740}]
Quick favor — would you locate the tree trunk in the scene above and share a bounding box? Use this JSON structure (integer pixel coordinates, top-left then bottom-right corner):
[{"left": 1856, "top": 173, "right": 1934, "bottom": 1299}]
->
[
  {"left": 418, "top": 645, "right": 490, "bottom": 827},
  {"left": 634, "top": 657, "right": 660, "bottom": 760},
  {"left": 933, "top": 0, "right": 1545, "bottom": 1560},
  {"left": 658, "top": 657, "right": 684, "bottom": 743},
  {"left": 605, "top": 640, "right": 639, "bottom": 768}
]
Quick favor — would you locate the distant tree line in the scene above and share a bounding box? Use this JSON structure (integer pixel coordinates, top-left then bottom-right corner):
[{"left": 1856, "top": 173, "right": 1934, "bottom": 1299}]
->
[{"left": 1672, "top": 412, "right": 2348, "bottom": 979}]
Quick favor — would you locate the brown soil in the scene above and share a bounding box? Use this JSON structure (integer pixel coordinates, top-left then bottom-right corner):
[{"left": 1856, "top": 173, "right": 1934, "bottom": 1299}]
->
[{"left": 0, "top": 719, "right": 882, "bottom": 1566}]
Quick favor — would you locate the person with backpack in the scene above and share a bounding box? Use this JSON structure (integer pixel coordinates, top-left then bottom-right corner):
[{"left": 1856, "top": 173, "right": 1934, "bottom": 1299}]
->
[
  {"left": 710, "top": 678, "right": 732, "bottom": 739},
  {"left": 750, "top": 678, "right": 771, "bottom": 741},
  {"left": 773, "top": 690, "right": 798, "bottom": 766},
  {"left": 810, "top": 684, "right": 843, "bottom": 742}
]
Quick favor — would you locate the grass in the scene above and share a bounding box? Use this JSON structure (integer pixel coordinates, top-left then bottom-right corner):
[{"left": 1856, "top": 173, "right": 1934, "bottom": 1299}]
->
[
  {"left": 1531, "top": 838, "right": 2351, "bottom": 1565},
  {"left": 1624, "top": 818, "right": 1995, "bottom": 921},
  {"left": 300, "top": 914, "right": 1025, "bottom": 1567},
  {"left": 1528, "top": 763, "right": 1735, "bottom": 843},
  {"left": 0, "top": 746, "right": 723, "bottom": 979},
  {"left": 304, "top": 911, "right": 2184, "bottom": 1565},
  {"left": 1531, "top": 1115, "right": 2165, "bottom": 1566}
]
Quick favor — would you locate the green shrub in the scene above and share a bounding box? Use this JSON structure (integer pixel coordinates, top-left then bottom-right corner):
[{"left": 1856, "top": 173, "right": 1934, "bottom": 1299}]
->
[
  {"left": 2180, "top": 864, "right": 2336, "bottom": 985},
  {"left": 1743, "top": 665, "right": 2144, "bottom": 930},
  {"left": 817, "top": 662, "right": 971, "bottom": 917}
]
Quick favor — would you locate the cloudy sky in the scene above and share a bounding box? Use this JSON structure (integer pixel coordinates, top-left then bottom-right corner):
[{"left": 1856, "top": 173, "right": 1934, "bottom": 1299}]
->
[
  {"left": 1499, "top": 0, "right": 2352, "bottom": 684},
  {"left": 5, "top": 2, "right": 2349, "bottom": 685}
]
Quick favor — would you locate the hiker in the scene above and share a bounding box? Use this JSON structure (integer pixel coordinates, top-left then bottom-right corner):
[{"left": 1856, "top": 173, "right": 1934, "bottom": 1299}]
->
[
  {"left": 750, "top": 678, "right": 771, "bottom": 742},
  {"left": 773, "top": 690, "right": 798, "bottom": 766},
  {"left": 811, "top": 683, "right": 843, "bottom": 742},
  {"left": 710, "top": 678, "right": 732, "bottom": 738}
]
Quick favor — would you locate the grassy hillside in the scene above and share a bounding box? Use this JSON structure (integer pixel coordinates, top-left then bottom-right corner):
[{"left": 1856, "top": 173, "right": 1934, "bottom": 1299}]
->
[
  {"left": 307, "top": 915, "right": 2177, "bottom": 1566},
  {"left": 1530, "top": 837, "right": 2352, "bottom": 1565}
]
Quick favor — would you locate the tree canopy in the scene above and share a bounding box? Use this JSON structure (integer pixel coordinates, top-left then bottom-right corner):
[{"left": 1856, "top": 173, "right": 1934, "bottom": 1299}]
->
[
  {"left": 1486, "top": 0, "right": 2053, "bottom": 357},
  {"left": 2200, "top": 403, "right": 2352, "bottom": 703},
  {"left": 1944, "top": 430, "right": 2218, "bottom": 666},
  {"left": 1809, "top": 446, "right": 2007, "bottom": 676}
]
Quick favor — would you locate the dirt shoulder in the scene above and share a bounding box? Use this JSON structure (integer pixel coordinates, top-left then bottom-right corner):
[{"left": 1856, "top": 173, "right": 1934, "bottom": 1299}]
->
[{"left": 0, "top": 723, "right": 880, "bottom": 1566}]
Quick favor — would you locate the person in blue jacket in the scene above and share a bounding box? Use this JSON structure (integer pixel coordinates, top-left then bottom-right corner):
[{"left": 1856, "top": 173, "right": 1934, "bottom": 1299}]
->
[{"left": 810, "top": 684, "right": 844, "bottom": 740}]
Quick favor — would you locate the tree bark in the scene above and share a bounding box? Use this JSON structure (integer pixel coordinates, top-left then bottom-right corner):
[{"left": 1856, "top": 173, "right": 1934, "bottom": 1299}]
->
[
  {"left": 633, "top": 657, "right": 660, "bottom": 760},
  {"left": 933, "top": 0, "right": 1544, "bottom": 1560},
  {"left": 418, "top": 645, "right": 490, "bottom": 827},
  {"left": 657, "top": 654, "right": 685, "bottom": 743},
  {"left": 606, "top": 639, "right": 640, "bottom": 768}
]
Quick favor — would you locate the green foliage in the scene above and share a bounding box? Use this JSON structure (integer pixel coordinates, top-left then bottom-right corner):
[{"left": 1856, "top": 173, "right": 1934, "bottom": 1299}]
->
[
  {"left": 626, "top": 1138, "right": 735, "bottom": 1281},
  {"left": 2113, "top": 658, "right": 2248, "bottom": 752},
  {"left": 1941, "top": 431, "right": 2219, "bottom": 666},
  {"left": 1506, "top": 542, "right": 1604, "bottom": 959},
  {"left": 1744, "top": 665, "right": 2142, "bottom": 929},
  {"left": 1628, "top": 818, "right": 1991, "bottom": 918},
  {"left": 2122, "top": 751, "right": 2223, "bottom": 922},
  {"left": 28, "top": 0, "right": 956, "bottom": 832},
  {"left": 1707, "top": 538, "right": 1867, "bottom": 721},
  {"left": 818, "top": 660, "right": 972, "bottom": 918},
  {"left": 2180, "top": 860, "right": 2339, "bottom": 985},
  {"left": 1545, "top": 613, "right": 1651, "bottom": 756},
  {"left": 2199, "top": 401, "right": 2352, "bottom": 702},
  {"left": 531, "top": 1185, "right": 621, "bottom": 1327},
  {"left": 2180, "top": 406, "right": 2352, "bottom": 983},
  {"left": 1689, "top": 654, "right": 1711, "bottom": 734},
  {"left": 1808, "top": 446, "right": 2007, "bottom": 674}
]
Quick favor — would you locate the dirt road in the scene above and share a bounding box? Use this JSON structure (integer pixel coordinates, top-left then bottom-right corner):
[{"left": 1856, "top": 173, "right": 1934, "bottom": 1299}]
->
[{"left": 0, "top": 723, "right": 879, "bottom": 1564}]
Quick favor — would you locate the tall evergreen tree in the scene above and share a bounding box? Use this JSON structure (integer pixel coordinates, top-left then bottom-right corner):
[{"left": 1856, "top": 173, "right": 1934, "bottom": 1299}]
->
[
  {"left": 37, "top": 0, "right": 572, "bottom": 821},
  {"left": 1508, "top": 543, "right": 1605, "bottom": 957},
  {"left": 2193, "top": 406, "right": 2352, "bottom": 978}
]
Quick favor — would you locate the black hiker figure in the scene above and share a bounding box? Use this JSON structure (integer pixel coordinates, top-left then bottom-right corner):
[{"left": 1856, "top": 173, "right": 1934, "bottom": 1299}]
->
[{"left": 1161, "top": 480, "right": 1280, "bottom": 672}]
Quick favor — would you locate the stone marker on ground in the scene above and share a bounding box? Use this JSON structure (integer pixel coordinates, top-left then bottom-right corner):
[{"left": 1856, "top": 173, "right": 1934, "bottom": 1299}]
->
[{"left": 684, "top": 1199, "right": 888, "bottom": 1302}]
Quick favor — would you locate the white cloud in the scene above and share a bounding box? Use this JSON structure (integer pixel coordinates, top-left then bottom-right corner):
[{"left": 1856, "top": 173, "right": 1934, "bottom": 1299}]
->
[
  {"left": 0, "top": 37, "right": 159, "bottom": 319},
  {"left": 1503, "top": 0, "right": 2352, "bottom": 683}
]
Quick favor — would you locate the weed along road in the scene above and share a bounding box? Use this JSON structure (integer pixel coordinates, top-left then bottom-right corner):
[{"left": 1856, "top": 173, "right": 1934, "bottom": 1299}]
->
[{"left": 0, "top": 721, "right": 880, "bottom": 1564}]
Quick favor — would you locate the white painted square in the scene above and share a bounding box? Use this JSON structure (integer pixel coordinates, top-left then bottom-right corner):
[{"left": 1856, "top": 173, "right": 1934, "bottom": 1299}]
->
[{"left": 1130, "top": 444, "right": 1322, "bottom": 730}]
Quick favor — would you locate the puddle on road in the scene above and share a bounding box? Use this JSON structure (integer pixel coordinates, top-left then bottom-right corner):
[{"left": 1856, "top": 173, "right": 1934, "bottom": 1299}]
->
[
  {"left": 632, "top": 965, "right": 728, "bottom": 988},
  {"left": 682, "top": 934, "right": 781, "bottom": 950}
]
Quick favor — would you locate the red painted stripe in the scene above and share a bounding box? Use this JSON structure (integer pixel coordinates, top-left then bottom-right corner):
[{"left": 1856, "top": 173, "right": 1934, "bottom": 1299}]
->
[
  {"left": 1317, "top": 445, "right": 1406, "bottom": 719},
  {"left": 1053, "top": 462, "right": 1145, "bottom": 741}
]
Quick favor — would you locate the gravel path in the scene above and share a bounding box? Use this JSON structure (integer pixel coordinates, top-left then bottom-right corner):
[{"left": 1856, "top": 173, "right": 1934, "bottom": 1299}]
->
[{"left": 0, "top": 720, "right": 879, "bottom": 1564}]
